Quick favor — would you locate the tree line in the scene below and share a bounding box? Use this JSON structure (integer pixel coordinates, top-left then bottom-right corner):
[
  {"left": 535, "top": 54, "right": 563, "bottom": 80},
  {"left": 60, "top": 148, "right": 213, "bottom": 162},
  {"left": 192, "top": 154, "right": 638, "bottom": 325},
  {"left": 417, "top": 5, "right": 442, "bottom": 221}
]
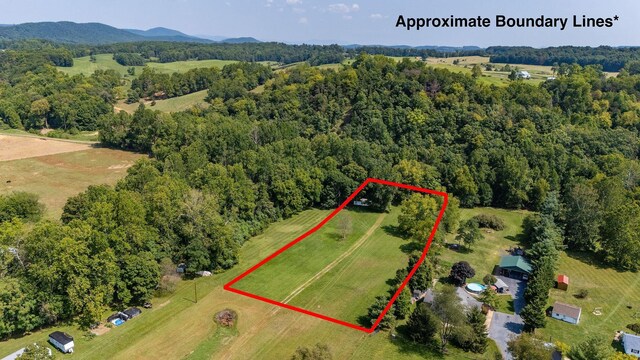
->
[{"left": 486, "top": 45, "right": 640, "bottom": 72}]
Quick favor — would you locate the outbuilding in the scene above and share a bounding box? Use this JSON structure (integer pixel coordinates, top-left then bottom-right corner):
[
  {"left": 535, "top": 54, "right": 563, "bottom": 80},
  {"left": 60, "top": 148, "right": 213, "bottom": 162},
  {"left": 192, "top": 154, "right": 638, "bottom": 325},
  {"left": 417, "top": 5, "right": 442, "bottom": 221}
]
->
[
  {"left": 49, "top": 331, "right": 74, "bottom": 353},
  {"left": 123, "top": 307, "right": 142, "bottom": 319},
  {"left": 498, "top": 255, "right": 532, "bottom": 280},
  {"left": 353, "top": 198, "right": 369, "bottom": 207},
  {"left": 494, "top": 278, "right": 510, "bottom": 293},
  {"left": 623, "top": 333, "right": 640, "bottom": 357},
  {"left": 551, "top": 301, "right": 582, "bottom": 324},
  {"left": 516, "top": 70, "right": 531, "bottom": 79},
  {"left": 557, "top": 274, "right": 569, "bottom": 291}
]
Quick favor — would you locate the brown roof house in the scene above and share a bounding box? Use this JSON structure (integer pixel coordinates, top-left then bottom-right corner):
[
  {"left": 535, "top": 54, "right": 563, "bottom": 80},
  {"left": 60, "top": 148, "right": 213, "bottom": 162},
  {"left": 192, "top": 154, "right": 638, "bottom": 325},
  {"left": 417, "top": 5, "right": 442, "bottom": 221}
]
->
[{"left": 551, "top": 301, "right": 582, "bottom": 324}]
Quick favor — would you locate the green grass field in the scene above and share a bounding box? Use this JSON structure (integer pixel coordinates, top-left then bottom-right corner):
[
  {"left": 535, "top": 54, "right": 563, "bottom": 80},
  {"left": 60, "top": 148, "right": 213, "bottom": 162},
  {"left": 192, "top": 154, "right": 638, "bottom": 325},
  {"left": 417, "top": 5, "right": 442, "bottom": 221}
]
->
[
  {"left": 58, "top": 54, "right": 237, "bottom": 77},
  {"left": 439, "top": 207, "right": 531, "bottom": 282},
  {"left": 0, "top": 208, "right": 500, "bottom": 360},
  {"left": 539, "top": 251, "right": 640, "bottom": 346},
  {"left": 115, "top": 90, "right": 210, "bottom": 114},
  {"left": 0, "top": 147, "right": 144, "bottom": 219},
  {"left": 233, "top": 207, "right": 408, "bottom": 325}
]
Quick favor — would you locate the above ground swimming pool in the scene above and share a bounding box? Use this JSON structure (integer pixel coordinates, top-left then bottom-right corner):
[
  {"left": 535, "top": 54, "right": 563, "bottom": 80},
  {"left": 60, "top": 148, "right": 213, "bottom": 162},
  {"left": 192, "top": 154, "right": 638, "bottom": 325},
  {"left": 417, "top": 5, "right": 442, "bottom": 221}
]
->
[
  {"left": 465, "top": 283, "right": 486, "bottom": 294},
  {"left": 112, "top": 318, "right": 125, "bottom": 326}
]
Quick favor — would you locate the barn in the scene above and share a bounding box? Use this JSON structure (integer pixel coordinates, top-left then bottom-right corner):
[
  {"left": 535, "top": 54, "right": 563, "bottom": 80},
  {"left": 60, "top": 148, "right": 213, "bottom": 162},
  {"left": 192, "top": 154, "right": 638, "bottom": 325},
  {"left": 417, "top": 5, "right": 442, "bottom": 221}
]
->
[
  {"left": 49, "top": 331, "right": 74, "bottom": 353},
  {"left": 557, "top": 274, "right": 569, "bottom": 290},
  {"left": 551, "top": 301, "right": 582, "bottom": 324}
]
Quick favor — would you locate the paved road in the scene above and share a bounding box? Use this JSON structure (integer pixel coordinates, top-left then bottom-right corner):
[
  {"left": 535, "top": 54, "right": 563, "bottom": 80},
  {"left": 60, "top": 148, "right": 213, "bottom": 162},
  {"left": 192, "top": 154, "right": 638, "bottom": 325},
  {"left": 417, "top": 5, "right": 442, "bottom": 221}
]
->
[
  {"left": 489, "top": 276, "right": 527, "bottom": 359},
  {"left": 496, "top": 275, "right": 526, "bottom": 314},
  {"left": 489, "top": 311, "right": 524, "bottom": 360}
]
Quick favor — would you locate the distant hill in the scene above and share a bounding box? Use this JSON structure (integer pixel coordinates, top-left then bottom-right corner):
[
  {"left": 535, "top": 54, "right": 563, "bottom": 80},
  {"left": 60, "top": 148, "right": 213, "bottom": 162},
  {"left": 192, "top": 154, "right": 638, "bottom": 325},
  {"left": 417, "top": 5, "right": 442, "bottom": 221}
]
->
[
  {"left": 0, "top": 22, "right": 144, "bottom": 44},
  {"left": 0, "top": 22, "right": 212, "bottom": 44},
  {"left": 221, "top": 37, "right": 261, "bottom": 44},
  {"left": 123, "top": 27, "right": 212, "bottom": 43}
]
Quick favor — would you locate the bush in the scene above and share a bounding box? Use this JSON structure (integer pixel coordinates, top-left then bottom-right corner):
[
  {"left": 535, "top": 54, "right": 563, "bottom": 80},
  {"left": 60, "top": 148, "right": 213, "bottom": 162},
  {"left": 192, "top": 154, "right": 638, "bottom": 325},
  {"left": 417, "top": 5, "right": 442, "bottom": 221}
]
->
[
  {"left": 627, "top": 323, "right": 640, "bottom": 334},
  {"left": 471, "top": 214, "right": 505, "bottom": 231},
  {"left": 482, "top": 274, "right": 497, "bottom": 285},
  {"left": 0, "top": 192, "right": 44, "bottom": 222},
  {"left": 575, "top": 289, "right": 589, "bottom": 299}
]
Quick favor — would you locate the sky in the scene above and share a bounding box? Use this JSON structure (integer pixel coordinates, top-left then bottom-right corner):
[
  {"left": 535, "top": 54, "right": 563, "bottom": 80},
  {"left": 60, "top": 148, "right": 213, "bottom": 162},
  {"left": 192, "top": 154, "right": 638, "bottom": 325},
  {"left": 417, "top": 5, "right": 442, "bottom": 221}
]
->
[{"left": 0, "top": 0, "right": 639, "bottom": 47}]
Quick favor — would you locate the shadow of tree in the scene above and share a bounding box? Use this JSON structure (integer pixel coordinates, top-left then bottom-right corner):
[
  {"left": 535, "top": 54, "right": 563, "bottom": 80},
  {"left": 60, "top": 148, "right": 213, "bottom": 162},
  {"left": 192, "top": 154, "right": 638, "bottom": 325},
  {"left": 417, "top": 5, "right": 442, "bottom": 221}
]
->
[{"left": 382, "top": 224, "right": 405, "bottom": 238}]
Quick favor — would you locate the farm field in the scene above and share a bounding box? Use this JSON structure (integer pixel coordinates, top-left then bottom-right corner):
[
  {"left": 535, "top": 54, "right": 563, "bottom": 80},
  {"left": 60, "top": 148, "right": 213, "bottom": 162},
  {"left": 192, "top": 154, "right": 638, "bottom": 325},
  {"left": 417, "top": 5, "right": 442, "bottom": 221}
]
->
[
  {"left": 0, "top": 208, "right": 500, "bottom": 360},
  {"left": 115, "top": 89, "right": 209, "bottom": 114},
  {"left": 0, "top": 135, "right": 144, "bottom": 219},
  {"left": 58, "top": 54, "right": 238, "bottom": 77},
  {"left": 0, "top": 133, "right": 94, "bottom": 161},
  {"left": 231, "top": 207, "right": 409, "bottom": 326}
]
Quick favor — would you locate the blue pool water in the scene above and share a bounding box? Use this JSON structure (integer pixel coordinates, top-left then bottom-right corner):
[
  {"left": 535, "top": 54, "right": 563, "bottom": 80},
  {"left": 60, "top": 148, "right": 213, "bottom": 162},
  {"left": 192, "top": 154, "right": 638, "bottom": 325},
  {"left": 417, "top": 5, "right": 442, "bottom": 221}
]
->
[
  {"left": 113, "top": 319, "right": 125, "bottom": 326},
  {"left": 466, "top": 283, "right": 486, "bottom": 293}
]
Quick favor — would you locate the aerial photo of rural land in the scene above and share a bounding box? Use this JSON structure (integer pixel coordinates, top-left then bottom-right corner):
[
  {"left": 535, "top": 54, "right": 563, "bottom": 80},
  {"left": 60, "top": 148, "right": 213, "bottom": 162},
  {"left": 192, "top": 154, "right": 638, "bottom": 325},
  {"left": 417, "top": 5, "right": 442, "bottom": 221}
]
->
[{"left": 0, "top": 0, "right": 639, "bottom": 359}]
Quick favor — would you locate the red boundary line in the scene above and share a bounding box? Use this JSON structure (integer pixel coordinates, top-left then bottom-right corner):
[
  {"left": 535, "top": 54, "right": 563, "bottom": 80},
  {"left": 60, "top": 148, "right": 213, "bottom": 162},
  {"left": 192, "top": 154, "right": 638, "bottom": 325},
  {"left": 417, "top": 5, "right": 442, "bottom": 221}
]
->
[{"left": 223, "top": 178, "right": 448, "bottom": 333}]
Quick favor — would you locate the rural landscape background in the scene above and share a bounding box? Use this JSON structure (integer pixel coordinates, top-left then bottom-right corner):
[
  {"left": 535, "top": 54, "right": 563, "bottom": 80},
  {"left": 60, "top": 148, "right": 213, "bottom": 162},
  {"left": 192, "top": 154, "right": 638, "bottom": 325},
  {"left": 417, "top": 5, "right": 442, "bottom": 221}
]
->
[{"left": 1, "top": 1, "right": 640, "bottom": 359}]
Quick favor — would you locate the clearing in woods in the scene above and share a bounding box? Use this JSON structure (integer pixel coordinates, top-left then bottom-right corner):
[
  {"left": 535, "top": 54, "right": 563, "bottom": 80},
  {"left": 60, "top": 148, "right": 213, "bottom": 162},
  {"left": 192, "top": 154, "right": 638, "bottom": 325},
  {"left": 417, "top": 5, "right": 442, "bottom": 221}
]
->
[
  {"left": 58, "top": 54, "right": 238, "bottom": 77},
  {"left": 115, "top": 89, "right": 210, "bottom": 114}
]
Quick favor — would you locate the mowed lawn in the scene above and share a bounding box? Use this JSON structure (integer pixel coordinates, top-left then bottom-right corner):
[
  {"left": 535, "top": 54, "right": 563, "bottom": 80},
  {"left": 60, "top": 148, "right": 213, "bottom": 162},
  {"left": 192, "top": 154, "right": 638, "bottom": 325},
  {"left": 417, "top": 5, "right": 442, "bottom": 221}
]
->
[
  {"left": 0, "top": 148, "right": 144, "bottom": 219},
  {"left": 232, "top": 207, "right": 409, "bottom": 325},
  {"left": 439, "top": 207, "right": 531, "bottom": 282},
  {"left": 539, "top": 251, "right": 640, "bottom": 346},
  {"left": 0, "top": 208, "right": 500, "bottom": 360}
]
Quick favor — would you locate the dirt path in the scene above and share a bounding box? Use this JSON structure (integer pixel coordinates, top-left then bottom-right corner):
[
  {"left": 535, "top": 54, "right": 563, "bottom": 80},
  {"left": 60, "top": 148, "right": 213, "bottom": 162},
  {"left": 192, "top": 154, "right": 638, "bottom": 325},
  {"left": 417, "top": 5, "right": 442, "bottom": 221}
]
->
[{"left": 220, "top": 213, "right": 387, "bottom": 359}]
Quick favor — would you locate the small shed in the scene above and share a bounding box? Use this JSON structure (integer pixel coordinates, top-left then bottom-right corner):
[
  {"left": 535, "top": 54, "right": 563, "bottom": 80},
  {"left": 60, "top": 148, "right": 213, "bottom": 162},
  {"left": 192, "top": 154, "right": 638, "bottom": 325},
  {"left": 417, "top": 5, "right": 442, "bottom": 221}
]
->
[
  {"left": 176, "top": 263, "right": 187, "bottom": 274},
  {"left": 49, "top": 331, "right": 74, "bottom": 353},
  {"left": 516, "top": 70, "right": 531, "bottom": 79},
  {"left": 353, "top": 198, "right": 369, "bottom": 207},
  {"left": 551, "top": 301, "right": 582, "bottom": 324},
  {"left": 557, "top": 274, "right": 569, "bottom": 291},
  {"left": 494, "top": 278, "right": 509, "bottom": 293},
  {"left": 123, "top": 307, "right": 142, "bottom": 319},
  {"left": 622, "top": 333, "right": 640, "bottom": 357}
]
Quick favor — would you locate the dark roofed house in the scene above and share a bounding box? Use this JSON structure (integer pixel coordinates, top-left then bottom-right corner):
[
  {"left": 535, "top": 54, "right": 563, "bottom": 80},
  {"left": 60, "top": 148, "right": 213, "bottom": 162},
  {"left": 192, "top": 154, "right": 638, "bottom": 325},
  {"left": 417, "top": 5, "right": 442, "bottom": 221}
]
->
[
  {"left": 551, "top": 301, "right": 581, "bottom": 324},
  {"left": 49, "top": 331, "right": 74, "bottom": 353},
  {"left": 123, "top": 307, "right": 142, "bottom": 319},
  {"left": 498, "top": 255, "right": 532, "bottom": 280}
]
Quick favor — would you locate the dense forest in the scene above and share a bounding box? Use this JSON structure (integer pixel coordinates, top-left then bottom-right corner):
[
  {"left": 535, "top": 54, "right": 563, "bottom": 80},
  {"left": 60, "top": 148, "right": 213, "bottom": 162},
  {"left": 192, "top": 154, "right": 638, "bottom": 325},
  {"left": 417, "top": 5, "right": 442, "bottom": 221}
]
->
[
  {"left": 486, "top": 46, "right": 640, "bottom": 72},
  {"left": 2, "top": 48, "right": 640, "bottom": 340},
  {"left": 129, "top": 62, "right": 272, "bottom": 100}
]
